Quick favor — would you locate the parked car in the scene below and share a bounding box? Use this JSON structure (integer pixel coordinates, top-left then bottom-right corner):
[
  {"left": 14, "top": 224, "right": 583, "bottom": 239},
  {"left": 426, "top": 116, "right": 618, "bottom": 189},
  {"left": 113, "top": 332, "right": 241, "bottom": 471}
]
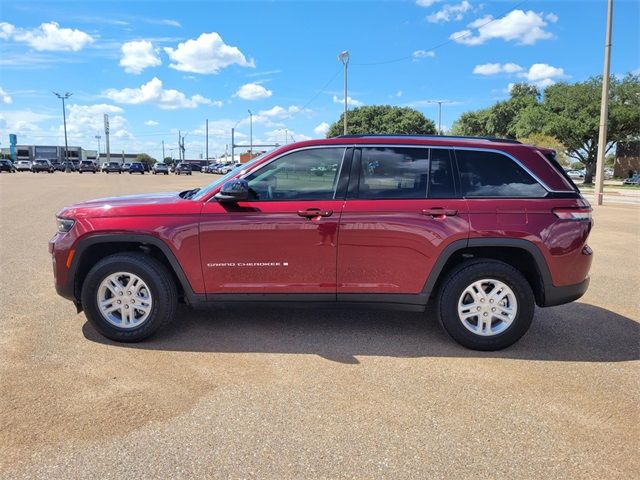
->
[
  {"left": 203, "top": 163, "right": 218, "bottom": 173},
  {"left": 102, "top": 162, "right": 123, "bottom": 174},
  {"left": 50, "top": 160, "right": 64, "bottom": 171},
  {"left": 122, "top": 163, "right": 132, "bottom": 172},
  {"left": 219, "top": 163, "right": 241, "bottom": 174},
  {"left": 0, "top": 159, "right": 16, "bottom": 173},
  {"left": 15, "top": 160, "right": 32, "bottom": 172},
  {"left": 152, "top": 163, "right": 169, "bottom": 175},
  {"left": 61, "top": 161, "right": 77, "bottom": 172},
  {"left": 78, "top": 160, "right": 97, "bottom": 174},
  {"left": 566, "top": 169, "right": 585, "bottom": 179},
  {"left": 623, "top": 174, "right": 640, "bottom": 186},
  {"left": 128, "top": 162, "right": 145, "bottom": 174},
  {"left": 51, "top": 135, "right": 593, "bottom": 350},
  {"left": 32, "top": 159, "right": 54, "bottom": 173},
  {"left": 174, "top": 163, "right": 192, "bottom": 175}
]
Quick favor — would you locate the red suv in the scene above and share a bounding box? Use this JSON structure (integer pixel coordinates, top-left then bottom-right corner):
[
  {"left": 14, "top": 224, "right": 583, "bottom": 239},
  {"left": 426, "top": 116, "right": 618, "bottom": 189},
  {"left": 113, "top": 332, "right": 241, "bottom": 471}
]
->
[{"left": 50, "top": 135, "right": 592, "bottom": 350}]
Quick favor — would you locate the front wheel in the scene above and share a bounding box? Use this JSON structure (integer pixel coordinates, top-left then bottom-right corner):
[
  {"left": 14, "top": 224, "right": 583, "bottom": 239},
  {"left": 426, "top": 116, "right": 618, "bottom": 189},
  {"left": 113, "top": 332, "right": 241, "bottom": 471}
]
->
[
  {"left": 81, "top": 253, "right": 177, "bottom": 342},
  {"left": 436, "top": 260, "right": 535, "bottom": 351}
]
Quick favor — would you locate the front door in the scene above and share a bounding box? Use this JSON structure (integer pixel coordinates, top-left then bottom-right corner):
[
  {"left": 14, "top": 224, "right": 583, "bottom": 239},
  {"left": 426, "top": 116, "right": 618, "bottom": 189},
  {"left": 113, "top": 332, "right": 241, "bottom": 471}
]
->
[
  {"left": 199, "top": 147, "right": 350, "bottom": 296},
  {"left": 337, "top": 146, "right": 470, "bottom": 297}
]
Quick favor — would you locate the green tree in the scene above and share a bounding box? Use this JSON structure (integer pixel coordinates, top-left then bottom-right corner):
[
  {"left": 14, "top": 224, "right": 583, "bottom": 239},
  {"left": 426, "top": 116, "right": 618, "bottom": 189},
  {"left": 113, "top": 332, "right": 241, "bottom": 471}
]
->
[
  {"left": 163, "top": 157, "right": 174, "bottom": 165},
  {"left": 135, "top": 153, "right": 156, "bottom": 169},
  {"left": 515, "top": 74, "right": 640, "bottom": 183},
  {"left": 452, "top": 83, "right": 539, "bottom": 138},
  {"left": 326, "top": 105, "right": 436, "bottom": 137}
]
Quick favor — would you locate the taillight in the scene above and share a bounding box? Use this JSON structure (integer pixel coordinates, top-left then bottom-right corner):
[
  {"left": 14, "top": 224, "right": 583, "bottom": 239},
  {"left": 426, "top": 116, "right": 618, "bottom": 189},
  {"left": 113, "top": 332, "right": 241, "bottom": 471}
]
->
[{"left": 552, "top": 208, "right": 592, "bottom": 221}]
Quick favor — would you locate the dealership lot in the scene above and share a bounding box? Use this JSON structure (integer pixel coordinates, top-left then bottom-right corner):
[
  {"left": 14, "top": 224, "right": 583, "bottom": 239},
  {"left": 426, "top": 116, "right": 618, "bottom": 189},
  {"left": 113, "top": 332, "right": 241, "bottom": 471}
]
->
[{"left": 1, "top": 173, "right": 638, "bottom": 479}]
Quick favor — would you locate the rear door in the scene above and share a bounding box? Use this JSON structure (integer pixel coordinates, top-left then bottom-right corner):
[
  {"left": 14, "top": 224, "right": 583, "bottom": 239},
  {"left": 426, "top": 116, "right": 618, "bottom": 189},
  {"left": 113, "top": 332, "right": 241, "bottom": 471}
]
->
[
  {"left": 337, "top": 146, "right": 469, "bottom": 298},
  {"left": 199, "top": 146, "right": 350, "bottom": 296}
]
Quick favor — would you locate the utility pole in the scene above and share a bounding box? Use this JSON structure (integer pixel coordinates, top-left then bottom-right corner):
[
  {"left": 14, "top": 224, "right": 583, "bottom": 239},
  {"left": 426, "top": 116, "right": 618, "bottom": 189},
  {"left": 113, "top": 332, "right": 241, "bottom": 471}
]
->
[
  {"left": 427, "top": 100, "right": 449, "bottom": 135},
  {"left": 337, "top": 51, "right": 350, "bottom": 135},
  {"left": 231, "top": 128, "right": 235, "bottom": 164},
  {"left": 162, "top": 140, "right": 165, "bottom": 161},
  {"left": 284, "top": 128, "right": 288, "bottom": 145},
  {"left": 53, "top": 91, "right": 72, "bottom": 171},
  {"left": 178, "top": 130, "right": 182, "bottom": 161},
  {"left": 594, "top": 0, "right": 614, "bottom": 206},
  {"left": 248, "top": 110, "right": 253, "bottom": 157},
  {"left": 205, "top": 119, "right": 209, "bottom": 162},
  {"left": 104, "top": 114, "right": 111, "bottom": 164}
]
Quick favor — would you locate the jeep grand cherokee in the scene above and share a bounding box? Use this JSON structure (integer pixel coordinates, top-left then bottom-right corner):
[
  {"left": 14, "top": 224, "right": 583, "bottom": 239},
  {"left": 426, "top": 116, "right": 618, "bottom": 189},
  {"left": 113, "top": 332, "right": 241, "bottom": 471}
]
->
[{"left": 49, "top": 135, "right": 592, "bottom": 350}]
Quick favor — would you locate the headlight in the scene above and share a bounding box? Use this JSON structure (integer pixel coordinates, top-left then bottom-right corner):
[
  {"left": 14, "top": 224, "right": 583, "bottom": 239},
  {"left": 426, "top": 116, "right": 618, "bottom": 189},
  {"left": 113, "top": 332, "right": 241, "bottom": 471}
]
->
[{"left": 57, "top": 217, "right": 75, "bottom": 233}]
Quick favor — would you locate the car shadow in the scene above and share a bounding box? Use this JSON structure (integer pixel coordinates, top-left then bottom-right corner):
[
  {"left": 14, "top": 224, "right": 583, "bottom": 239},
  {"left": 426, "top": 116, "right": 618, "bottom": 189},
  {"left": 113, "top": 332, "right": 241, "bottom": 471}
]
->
[{"left": 82, "top": 302, "right": 639, "bottom": 364}]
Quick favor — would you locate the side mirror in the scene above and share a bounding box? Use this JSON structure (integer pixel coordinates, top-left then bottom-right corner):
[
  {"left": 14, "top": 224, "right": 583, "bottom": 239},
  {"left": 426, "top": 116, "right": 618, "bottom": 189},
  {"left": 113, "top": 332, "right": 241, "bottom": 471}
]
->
[{"left": 215, "top": 179, "right": 249, "bottom": 202}]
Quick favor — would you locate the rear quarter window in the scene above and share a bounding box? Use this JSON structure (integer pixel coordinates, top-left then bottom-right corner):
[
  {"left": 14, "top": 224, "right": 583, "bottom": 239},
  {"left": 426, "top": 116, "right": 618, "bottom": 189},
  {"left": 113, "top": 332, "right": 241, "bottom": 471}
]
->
[{"left": 456, "top": 150, "right": 547, "bottom": 198}]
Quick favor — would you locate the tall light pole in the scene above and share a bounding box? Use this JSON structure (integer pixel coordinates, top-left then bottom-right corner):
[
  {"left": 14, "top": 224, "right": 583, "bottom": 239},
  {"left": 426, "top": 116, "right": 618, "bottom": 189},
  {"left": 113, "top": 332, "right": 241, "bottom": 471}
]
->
[
  {"left": 594, "top": 0, "right": 614, "bottom": 206},
  {"left": 337, "top": 51, "right": 349, "bottom": 135},
  {"left": 95, "top": 135, "right": 101, "bottom": 156},
  {"left": 248, "top": 109, "right": 253, "bottom": 157},
  {"left": 53, "top": 92, "right": 72, "bottom": 171},
  {"left": 427, "top": 100, "right": 449, "bottom": 135}
]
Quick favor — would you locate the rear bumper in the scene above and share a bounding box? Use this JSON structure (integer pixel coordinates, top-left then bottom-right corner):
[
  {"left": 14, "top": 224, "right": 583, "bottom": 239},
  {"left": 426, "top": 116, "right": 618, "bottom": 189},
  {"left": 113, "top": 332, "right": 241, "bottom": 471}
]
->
[{"left": 541, "top": 277, "right": 590, "bottom": 307}]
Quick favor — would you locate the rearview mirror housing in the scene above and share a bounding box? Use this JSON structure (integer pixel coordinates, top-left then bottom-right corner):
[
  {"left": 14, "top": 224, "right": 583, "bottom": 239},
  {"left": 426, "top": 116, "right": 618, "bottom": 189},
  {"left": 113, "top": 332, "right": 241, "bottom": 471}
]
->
[{"left": 214, "top": 179, "right": 249, "bottom": 202}]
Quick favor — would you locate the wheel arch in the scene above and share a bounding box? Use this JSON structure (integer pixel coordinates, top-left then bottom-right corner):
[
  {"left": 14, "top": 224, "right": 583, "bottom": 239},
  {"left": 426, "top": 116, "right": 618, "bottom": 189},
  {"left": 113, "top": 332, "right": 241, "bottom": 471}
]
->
[
  {"left": 70, "top": 234, "right": 201, "bottom": 307},
  {"left": 423, "top": 238, "right": 552, "bottom": 307}
]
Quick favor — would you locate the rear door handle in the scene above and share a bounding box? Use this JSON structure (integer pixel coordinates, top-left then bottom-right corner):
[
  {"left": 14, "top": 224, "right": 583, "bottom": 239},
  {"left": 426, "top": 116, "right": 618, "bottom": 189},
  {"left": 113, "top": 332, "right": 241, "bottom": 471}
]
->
[
  {"left": 422, "top": 208, "right": 458, "bottom": 218},
  {"left": 297, "top": 208, "right": 333, "bottom": 218}
]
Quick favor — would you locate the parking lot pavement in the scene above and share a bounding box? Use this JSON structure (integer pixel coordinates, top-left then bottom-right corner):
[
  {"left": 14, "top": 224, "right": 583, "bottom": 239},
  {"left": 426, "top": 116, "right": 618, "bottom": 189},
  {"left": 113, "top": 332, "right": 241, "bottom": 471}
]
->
[{"left": 1, "top": 173, "right": 638, "bottom": 479}]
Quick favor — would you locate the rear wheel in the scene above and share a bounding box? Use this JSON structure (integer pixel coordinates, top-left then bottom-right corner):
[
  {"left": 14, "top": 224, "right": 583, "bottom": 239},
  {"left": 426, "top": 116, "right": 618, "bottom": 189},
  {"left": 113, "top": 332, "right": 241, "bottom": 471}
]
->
[
  {"left": 437, "top": 260, "right": 535, "bottom": 351},
  {"left": 81, "top": 253, "right": 177, "bottom": 342}
]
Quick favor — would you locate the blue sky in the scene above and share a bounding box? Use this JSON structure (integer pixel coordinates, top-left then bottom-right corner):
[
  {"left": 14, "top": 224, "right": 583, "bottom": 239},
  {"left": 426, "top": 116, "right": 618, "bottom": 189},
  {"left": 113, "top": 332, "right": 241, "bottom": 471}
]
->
[{"left": 0, "top": 0, "right": 638, "bottom": 160}]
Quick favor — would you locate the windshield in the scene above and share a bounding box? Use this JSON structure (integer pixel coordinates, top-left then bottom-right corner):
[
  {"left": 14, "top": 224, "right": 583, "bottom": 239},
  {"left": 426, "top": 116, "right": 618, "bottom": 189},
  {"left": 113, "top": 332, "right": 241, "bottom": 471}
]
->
[{"left": 191, "top": 151, "right": 272, "bottom": 201}]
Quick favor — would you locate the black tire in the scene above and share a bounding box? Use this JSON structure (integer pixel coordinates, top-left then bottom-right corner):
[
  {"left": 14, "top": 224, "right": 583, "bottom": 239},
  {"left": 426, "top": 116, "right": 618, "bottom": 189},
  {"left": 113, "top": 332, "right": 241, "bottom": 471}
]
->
[
  {"left": 81, "top": 252, "right": 177, "bottom": 342},
  {"left": 436, "top": 260, "right": 535, "bottom": 351}
]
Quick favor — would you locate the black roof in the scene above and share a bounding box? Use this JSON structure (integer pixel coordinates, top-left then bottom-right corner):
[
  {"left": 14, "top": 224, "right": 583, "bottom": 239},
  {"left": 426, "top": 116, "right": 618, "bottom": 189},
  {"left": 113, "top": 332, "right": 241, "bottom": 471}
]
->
[{"left": 335, "top": 134, "right": 522, "bottom": 144}]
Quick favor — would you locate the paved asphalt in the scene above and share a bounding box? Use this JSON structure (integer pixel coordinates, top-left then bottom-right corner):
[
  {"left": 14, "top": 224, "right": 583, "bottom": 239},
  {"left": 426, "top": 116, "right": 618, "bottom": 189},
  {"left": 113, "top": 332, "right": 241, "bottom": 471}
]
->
[{"left": 1, "top": 172, "right": 638, "bottom": 479}]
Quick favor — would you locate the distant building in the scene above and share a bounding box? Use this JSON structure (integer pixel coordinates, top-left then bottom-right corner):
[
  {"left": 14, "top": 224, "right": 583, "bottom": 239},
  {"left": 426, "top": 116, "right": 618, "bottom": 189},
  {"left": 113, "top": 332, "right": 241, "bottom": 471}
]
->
[
  {"left": 240, "top": 150, "right": 266, "bottom": 163},
  {"left": 615, "top": 141, "right": 640, "bottom": 178},
  {"left": 0, "top": 144, "right": 94, "bottom": 162}
]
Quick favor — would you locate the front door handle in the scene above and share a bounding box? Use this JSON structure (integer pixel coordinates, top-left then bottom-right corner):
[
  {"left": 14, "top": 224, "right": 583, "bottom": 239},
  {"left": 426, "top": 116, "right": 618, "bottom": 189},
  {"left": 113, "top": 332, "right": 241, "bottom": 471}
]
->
[
  {"left": 422, "top": 207, "right": 458, "bottom": 218},
  {"left": 297, "top": 208, "right": 333, "bottom": 218}
]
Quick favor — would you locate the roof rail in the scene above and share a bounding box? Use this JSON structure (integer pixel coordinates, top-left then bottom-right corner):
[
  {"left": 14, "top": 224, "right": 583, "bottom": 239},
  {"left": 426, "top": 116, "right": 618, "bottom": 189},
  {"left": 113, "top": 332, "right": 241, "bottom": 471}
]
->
[{"left": 335, "top": 134, "right": 522, "bottom": 144}]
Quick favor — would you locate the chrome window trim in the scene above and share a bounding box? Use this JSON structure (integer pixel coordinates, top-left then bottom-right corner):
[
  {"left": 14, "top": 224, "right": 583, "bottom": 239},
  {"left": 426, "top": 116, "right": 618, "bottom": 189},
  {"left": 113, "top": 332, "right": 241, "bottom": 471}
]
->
[{"left": 234, "top": 142, "right": 574, "bottom": 196}]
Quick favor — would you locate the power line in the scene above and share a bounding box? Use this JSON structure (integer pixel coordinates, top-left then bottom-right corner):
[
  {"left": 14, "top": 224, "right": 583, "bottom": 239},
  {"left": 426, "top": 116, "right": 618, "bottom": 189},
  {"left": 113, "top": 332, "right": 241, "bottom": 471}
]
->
[{"left": 352, "top": 0, "right": 529, "bottom": 67}]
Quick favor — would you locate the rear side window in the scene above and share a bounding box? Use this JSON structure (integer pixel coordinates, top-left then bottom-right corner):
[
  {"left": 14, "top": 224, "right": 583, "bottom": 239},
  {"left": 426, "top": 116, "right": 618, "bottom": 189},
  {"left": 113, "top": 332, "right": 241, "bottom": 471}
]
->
[
  {"left": 456, "top": 150, "right": 547, "bottom": 198},
  {"left": 358, "top": 147, "right": 429, "bottom": 199}
]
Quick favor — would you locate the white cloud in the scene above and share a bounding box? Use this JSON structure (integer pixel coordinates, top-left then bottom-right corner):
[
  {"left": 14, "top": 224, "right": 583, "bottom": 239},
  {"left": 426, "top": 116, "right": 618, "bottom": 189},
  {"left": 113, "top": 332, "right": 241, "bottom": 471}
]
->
[
  {"left": 333, "top": 95, "right": 363, "bottom": 107},
  {"left": 234, "top": 82, "right": 273, "bottom": 100},
  {"left": 473, "top": 62, "right": 523, "bottom": 75},
  {"left": 427, "top": 1, "right": 472, "bottom": 23},
  {"left": 451, "top": 10, "right": 557, "bottom": 46},
  {"left": 164, "top": 32, "right": 254, "bottom": 74},
  {"left": 0, "top": 87, "right": 12, "bottom": 104},
  {"left": 314, "top": 122, "right": 330, "bottom": 136},
  {"left": 157, "top": 19, "right": 181, "bottom": 27},
  {"left": 518, "top": 63, "right": 566, "bottom": 88},
  {"left": 416, "top": 0, "right": 440, "bottom": 6},
  {"left": 103, "top": 77, "right": 213, "bottom": 109},
  {"left": 119, "top": 40, "right": 162, "bottom": 74},
  {"left": 396, "top": 90, "right": 403, "bottom": 97},
  {"left": 1, "top": 21, "right": 94, "bottom": 51},
  {"left": 144, "top": 120, "right": 159, "bottom": 126},
  {"left": 65, "top": 104, "right": 130, "bottom": 139},
  {"left": 412, "top": 50, "right": 435, "bottom": 60}
]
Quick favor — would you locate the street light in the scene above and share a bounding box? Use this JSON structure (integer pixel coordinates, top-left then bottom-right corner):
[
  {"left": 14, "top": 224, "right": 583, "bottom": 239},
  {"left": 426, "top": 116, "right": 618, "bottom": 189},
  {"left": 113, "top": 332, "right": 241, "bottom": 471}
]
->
[
  {"left": 53, "top": 91, "right": 72, "bottom": 171},
  {"left": 248, "top": 109, "right": 253, "bottom": 157},
  {"left": 337, "top": 50, "right": 350, "bottom": 135},
  {"left": 427, "top": 100, "right": 450, "bottom": 135},
  {"left": 95, "top": 135, "right": 101, "bottom": 156}
]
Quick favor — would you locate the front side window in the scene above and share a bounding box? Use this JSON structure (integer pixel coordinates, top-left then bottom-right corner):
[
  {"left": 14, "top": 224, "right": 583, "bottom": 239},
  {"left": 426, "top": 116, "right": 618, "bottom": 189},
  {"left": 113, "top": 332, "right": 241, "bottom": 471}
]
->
[
  {"left": 357, "top": 147, "right": 429, "bottom": 199},
  {"left": 246, "top": 148, "right": 345, "bottom": 201},
  {"left": 457, "top": 150, "right": 547, "bottom": 198}
]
